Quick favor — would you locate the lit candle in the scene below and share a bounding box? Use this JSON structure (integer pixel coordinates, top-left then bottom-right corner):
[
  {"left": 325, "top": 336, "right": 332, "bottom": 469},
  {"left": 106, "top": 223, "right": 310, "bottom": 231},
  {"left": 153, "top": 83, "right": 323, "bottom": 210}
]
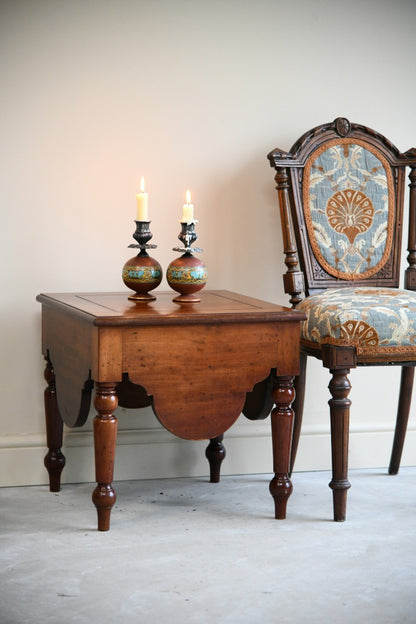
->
[
  {"left": 136, "top": 176, "right": 149, "bottom": 221},
  {"left": 182, "top": 189, "right": 194, "bottom": 223}
]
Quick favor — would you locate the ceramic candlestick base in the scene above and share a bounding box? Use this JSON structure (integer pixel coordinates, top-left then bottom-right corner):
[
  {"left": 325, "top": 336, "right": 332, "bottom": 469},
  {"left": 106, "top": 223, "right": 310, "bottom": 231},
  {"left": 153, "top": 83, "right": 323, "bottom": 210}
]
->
[
  {"left": 122, "top": 221, "right": 162, "bottom": 301},
  {"left": 167, "top": 221, "right": 207, "bottom": 303}
]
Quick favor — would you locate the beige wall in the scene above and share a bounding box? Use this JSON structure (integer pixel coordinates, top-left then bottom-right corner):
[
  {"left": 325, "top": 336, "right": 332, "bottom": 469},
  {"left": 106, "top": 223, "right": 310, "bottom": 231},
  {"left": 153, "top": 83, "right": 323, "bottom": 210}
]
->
[{"left": 1, "top": 0, "right": 416, "bottom": 486}]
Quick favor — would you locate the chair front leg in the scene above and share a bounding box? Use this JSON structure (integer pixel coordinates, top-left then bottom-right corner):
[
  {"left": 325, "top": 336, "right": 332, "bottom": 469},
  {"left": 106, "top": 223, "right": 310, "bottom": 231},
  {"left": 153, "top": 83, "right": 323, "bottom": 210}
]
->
[{"left": 328, "top": 367, "right": 352, "bottom": 522}]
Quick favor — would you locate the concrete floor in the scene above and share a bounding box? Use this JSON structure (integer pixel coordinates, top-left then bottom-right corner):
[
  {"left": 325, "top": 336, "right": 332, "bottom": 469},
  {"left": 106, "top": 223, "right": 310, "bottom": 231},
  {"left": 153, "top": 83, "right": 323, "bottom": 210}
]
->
[{"left": 1, "top": 468, "right": 416, "bottom": 624}]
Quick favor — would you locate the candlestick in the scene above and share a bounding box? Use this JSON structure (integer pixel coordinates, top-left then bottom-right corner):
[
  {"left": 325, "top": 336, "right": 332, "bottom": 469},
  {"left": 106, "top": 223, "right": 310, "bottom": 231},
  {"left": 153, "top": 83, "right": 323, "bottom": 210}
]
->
[
  {"left": 136, "top": 176, "right": 149, "bottom": 221},
  {"left": 122, "top": 220, "right": 162, "bottom": 301},
  {"left": 166, "top": 220, "right": 207, "bottom": 303}
]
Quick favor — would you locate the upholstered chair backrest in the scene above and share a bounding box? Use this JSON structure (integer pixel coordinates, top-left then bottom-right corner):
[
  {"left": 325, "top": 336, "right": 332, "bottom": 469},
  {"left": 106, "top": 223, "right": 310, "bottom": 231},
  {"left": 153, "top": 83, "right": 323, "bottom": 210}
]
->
[
  {"left": 268, "top": 118, "right": 416, "bottom": 304},
  {"left": 304, "top": 139, "right": 394, "bottom": 280}
]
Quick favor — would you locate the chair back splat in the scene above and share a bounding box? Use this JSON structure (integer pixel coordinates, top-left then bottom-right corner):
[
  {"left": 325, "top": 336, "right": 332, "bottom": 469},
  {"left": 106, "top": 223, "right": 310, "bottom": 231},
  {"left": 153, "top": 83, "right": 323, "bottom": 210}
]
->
[{"left": 267, "top": 118, "right": 416, "bottom": 521}]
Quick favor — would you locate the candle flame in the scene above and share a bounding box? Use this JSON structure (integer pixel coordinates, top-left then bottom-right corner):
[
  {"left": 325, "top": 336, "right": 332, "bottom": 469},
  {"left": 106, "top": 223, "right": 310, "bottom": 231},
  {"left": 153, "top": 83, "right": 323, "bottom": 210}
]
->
[
  {"left": 186, "top": 189, "right": 192, "bottom": 204},
  {"left": 140, "top": 176, "right": 145, "bottom": 193}
]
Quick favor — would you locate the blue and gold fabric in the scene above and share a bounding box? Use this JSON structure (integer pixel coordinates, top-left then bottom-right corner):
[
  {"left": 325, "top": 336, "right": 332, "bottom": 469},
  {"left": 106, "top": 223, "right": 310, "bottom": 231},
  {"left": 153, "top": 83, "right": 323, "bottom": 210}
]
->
[
  {"left": 298, "top": 287, "right": 416, "bottom": 359},
  {"left": 304, "top": 139, "right": 395, "bottom": 280}
]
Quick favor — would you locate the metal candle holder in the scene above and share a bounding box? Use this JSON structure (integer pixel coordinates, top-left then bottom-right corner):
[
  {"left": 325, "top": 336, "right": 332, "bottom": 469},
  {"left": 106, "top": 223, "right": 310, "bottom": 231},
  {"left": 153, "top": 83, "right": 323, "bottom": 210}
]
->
[
  {"left": 166, "top": 221, "right": 207, "bottom": 303},
  {"left": 122, "top": 221, "right": 162, "bottom": 301}
]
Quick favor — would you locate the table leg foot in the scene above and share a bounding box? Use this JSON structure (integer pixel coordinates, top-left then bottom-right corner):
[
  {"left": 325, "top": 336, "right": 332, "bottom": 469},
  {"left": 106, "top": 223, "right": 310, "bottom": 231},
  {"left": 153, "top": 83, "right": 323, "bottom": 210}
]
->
[
  {"left": 93, "top": 383, "right": 118, "bottom": 531},
  {"left": 205, "top": 434, "right": 226, "bottom": 483},
  {"left": 269, "top": 375, "right": 295, "bottom": 519},
  {"left": 43, "top": 356, "right": 65, "bottom": 492},
  {"left": 269, "top": 474, "right": 293, "bottom": 519},
  {"left": 92, "top": 484, "right": 117, "bottom": 532}
]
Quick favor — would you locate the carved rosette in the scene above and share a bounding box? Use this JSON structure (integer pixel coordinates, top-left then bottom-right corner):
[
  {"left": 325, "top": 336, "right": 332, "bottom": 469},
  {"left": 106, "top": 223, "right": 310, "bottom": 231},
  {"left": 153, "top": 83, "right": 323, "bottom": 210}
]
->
[{"left": 335, "top": 117, "right": 351, "bottom": 137}]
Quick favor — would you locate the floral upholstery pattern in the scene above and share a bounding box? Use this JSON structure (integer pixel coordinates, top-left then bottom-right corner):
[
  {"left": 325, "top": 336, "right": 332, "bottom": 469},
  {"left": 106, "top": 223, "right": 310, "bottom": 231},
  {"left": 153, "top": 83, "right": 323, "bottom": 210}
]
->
[
  {"left": 298, "top": 287, "right": 416, "bottom": 359},
  {"left": 303, "top": 139, "right": 394, "bottom": 280}
]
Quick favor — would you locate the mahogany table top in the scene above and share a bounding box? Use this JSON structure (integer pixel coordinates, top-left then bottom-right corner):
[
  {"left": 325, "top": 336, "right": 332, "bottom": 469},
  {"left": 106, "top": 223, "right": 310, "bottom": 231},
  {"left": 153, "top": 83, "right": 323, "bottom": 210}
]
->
[{"left": 37, "top": 289, "right": 302, "bottom": 326}]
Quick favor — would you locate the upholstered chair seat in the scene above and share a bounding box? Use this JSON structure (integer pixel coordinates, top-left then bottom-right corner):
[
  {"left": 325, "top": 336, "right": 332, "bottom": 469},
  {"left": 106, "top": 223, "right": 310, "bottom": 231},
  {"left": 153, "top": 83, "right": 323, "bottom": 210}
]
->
[{"left": 299, "top": 287, "right": 416, "bottom": 361}]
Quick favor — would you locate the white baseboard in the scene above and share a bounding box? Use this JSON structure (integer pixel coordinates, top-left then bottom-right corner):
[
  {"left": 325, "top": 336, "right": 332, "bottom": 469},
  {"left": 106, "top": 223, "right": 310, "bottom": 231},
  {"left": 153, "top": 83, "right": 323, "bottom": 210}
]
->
[{"left": 1, "top": 418, "right": 415, "bottom": 487}]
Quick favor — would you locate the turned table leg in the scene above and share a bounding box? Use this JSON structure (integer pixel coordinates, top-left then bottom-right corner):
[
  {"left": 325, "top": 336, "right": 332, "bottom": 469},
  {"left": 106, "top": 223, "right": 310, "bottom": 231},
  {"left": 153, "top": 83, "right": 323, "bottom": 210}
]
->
[
  {"left": 269, "top": 375, "right": 295, "bottom": 519},
  {"left": 43, "top": 356, "right": 65, "bottom": 492},
  {"left": 205, "top": 434, "right": 226, "bottom": 483},
  {"left": 92, "top": 382, "right": 118, "bottom": 531}
]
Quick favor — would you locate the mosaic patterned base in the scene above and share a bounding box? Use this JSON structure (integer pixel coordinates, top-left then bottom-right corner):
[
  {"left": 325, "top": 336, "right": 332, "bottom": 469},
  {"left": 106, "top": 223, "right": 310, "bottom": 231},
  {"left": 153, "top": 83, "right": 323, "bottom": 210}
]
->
[
  {"left": 122, "top": 253, "right": 162, "bottom": 301},
  {"left": 167, "top": 252, "right": 207, "bottom": 303}
]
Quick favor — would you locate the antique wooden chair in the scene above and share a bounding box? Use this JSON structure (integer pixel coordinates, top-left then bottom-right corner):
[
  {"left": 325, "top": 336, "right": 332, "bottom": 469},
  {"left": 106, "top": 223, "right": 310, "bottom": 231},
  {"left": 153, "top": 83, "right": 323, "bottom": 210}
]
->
[{"left": 267, "top": 117, "right": 416, "bottom": 521}]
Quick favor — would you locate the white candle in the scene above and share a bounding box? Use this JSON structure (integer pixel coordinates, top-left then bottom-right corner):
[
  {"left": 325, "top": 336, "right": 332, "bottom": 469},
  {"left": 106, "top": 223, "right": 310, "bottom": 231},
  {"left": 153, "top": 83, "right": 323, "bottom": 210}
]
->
[
  {"left": 136, "top": 176, "right": 149, "bottom": 221},
  {"left": 182, "top": 189, "right": 194, "bottom": 222}
]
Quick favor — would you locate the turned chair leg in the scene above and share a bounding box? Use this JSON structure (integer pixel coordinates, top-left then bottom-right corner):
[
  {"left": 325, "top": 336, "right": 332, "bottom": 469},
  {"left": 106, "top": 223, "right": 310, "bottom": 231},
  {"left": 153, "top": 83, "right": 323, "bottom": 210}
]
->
[
  {"left": 389, "top": 365, "right": 415, "bottom": 475},
  {"left": 290, "top": 351, "right": 307, "bottom": 475},
  {"left": 92, "top": 382, "right": 118, "bottom": 531},
  {"left": 328, "top": 368, "right": 352, "bottom": 522},
  {"left": 205, "top": 435, "right": 226, "bottom": 483},
  {"left": 43, "top": 356, "right": 65, "bottom": 491}
]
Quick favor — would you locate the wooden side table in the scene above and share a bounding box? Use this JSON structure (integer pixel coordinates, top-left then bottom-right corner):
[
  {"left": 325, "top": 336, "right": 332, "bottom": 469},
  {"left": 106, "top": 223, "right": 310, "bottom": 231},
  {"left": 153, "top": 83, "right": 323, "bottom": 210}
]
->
[{"left": 37, "top": 290, "right": 305, "bottom": 530}]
